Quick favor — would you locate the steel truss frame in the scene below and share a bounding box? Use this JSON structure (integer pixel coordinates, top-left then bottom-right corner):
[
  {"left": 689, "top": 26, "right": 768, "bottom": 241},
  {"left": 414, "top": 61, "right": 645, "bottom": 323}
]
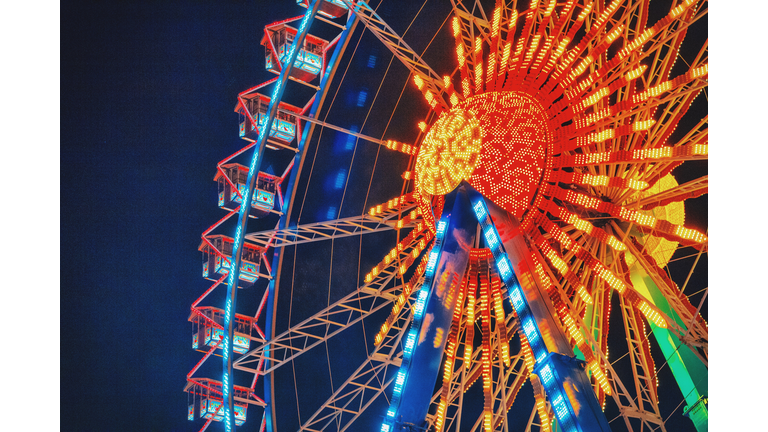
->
[
  {"left": 189, "top": 1, "right": 708, "bottom": 430},
  {"left": 337, "top": 0, "right": 450, "bottom": 111},
  {"left": 267, "top": 1, "right": 706, "bottom": 430},
  {"left": 296, "top": 288, "right": 412, "bottom": 432},
  {"left": 244, "top": 205, "right": 418, "bottom": 249}
]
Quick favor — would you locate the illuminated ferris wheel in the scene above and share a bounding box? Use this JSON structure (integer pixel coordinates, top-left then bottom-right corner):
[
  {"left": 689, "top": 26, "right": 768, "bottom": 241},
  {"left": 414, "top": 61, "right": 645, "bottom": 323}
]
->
[{"left": 185, "top": 1, "right": 708, "bottom": 431}]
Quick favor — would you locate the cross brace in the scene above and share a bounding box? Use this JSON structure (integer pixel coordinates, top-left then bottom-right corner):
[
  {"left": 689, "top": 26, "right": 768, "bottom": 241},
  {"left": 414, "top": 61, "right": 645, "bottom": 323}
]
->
[
  {"left": 245, "top": 208, "right": 418, "bottom": 248},
  {"left": 338, "top": 0, "right": 450, "bottom": 110},
  {"left": 234, "top": 231, "right": 426, "bottom": 375}
]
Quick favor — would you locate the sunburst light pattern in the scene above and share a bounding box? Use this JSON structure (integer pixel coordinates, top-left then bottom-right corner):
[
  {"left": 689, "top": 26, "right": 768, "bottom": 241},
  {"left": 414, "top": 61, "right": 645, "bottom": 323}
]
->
[{"left": 368, "top": 1, "right": 707, "bottom": 431}]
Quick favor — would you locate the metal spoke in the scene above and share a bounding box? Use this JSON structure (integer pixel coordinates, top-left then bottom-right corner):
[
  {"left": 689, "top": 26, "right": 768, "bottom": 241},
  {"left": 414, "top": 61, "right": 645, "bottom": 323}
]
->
[
  {"left": 338, "top": 0, "right": 450, "bottom": 110},
  {"left": 298, "top": 296, "right": 412, "bottom": 431},
  {"left": 233, "top": 231, "right": 424, "bottom": 374},
  {"left": 244, "top": 210, "right": 418, "bottom": 248}
]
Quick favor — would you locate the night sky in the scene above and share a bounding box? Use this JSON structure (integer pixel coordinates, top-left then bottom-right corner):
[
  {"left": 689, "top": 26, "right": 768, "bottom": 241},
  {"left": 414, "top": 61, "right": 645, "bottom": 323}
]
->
[
  {"left": 40, "top": 0, "right": 760, "bottom": 431},
  {"left": 60, "top": 1, "right": 290, "bottom": 430}
]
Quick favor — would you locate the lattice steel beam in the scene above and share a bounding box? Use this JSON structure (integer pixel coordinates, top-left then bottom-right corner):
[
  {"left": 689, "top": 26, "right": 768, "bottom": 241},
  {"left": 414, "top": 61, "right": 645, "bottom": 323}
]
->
[
  {"left": 450, "top": 0, "right": 490, "bottom": 28},
  {"left": 462, "top": 349, "right": 528, "bottom": 432},
  {"left": 427, "top": 315, "right": 484, "bottom": 432},
  {"left": 524, "top": 403, "right": 545, "bottom": 432},
  {"left": 463, "top": 355, "right": 529, "bottom": 432},
  {"left": 298, "top": 294, "right": 412, "bottom": 431},
  {"left": 614, "top": 223, "right": 708, "bottom": 354},
  {"left": 619, "top": 295, "right": 666, "bottom": 430},
  {"left": 286, "top": 109, "right": 386, "bottom": 146},
  {"left": 432, "top": 313, "right": 523, "bottom": 432},
  {"left": 449, "top": 0, "right": 491, "bottom": 90},
  {"left": 234, "top": 283, "right": 397, "bottom": 375},
  {"left": 438, "top": 344, "right": 485, "bottom": 432},
  {"left": 338, "top": 0, "right": 449, "bottom": 110},
  {"left": 631, "top": 175, "right": 708, "bottom": 210},
  {"left": 300, "top": 361, "right": 398, "bottom": 432},
  {"left": 564, "top": 278, "right": 664, "bottom": 432},
  {"left": 234, "top": 232, "right": 425, "bottom": 374},
  {"left": 244, "top": 208, "right": 418, "bottom": 248}
]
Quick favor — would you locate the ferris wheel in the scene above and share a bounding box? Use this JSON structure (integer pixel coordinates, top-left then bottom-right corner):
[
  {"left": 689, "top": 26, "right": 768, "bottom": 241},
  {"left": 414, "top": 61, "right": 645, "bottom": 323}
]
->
[{"left": 185, "top": 1, "right": 708, "bottom": 431}]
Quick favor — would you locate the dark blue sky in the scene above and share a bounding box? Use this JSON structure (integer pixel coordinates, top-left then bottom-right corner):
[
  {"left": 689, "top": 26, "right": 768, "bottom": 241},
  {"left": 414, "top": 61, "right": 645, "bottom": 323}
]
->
[
  {"left": 56, "top": 1, "right": 722, "bottom": 431},
  {"left": 60, "top": 1, "right": 294, "bottom": 430}
]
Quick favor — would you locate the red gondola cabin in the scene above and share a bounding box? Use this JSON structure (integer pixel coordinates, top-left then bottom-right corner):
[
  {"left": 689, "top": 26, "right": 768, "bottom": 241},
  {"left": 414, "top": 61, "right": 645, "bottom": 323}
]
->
[
  {"left": 236, "top": 92, "right": 300, "bottom": 148},
  {"left": 200, "top": 235, "right": 262, "bottom": 286},
  {"left": 214, "top": 163, "right": 279, "bottom": 218},
  {"left": 262, "top": 22, "right": 329, "bottom": 83}
]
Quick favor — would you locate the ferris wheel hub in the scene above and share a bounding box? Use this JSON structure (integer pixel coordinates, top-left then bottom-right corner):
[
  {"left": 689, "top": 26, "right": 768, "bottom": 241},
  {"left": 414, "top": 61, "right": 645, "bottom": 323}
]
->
[
  {"left": 414, "top": 107, "right": 482, "bottom": 196},
  {"left": 415, "top": 91, "right": 550, "bottom": 220}
]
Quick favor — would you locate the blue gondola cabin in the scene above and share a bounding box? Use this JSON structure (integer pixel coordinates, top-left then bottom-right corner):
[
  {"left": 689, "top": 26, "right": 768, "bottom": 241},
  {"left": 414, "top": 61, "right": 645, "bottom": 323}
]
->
[
  {"left": 200, "top": 235, "right": 262, "bottom": 286},
  {"left": 215, "top": 163, "right": 279, "bottom": 218},
  {"left": 262, "top": 21, "right": 329, "bottom": 83},
  {"left": 236, "top": 93, "right": 300, "bottom": 147},
  {"left": 296, "top": 0, "right": 350, "bottom": 19}
]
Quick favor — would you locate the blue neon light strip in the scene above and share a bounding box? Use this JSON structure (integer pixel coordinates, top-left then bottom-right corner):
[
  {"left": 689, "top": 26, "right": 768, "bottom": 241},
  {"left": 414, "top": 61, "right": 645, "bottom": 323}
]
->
[
  {"left": 276, "top": 48, "right": 322, "bottom": 75},
  {"left": 222, "top": 2, "right": 322, "bottom": 431},
  {"left": 380, "top": 218, "right": 449, "bottom": 432},
  {"left": 536, "top": 363, "right": 579, "bottom": 432},
  {"left": 470, "top": 195, "right": 581, "bottom": 432},
  {"left": 262, "top": 9, "right": 358, "bottom": 432},
  {"left": 470, "top": 197, "right": 547, "bottom": 360}
]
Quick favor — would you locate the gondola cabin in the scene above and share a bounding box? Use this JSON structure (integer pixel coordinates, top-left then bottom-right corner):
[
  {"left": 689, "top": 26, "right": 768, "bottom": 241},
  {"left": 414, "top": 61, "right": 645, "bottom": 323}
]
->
[
  {"left": 296, "top": 0, "right": 350, "bottom": 19},
  {"left": 236, "top": 92, "right": 300, "bottom": 147},
  {"left": 214, "top": 163, "right": 279, "bottom": 217},
  {"left": 200, "top": 235, "right": 262, "bottom": 286},
  {"left": 262, "top": 22, "right": 329, "bottom": 83},
  {"left": 185, "top": 379, "right": 250, "bottom": 426},
  {"left": 189, "top": 306, "right": 263, "bottom": 355},
  {"left": 200, "top": 399, "right": 246, "bottom": 426}
]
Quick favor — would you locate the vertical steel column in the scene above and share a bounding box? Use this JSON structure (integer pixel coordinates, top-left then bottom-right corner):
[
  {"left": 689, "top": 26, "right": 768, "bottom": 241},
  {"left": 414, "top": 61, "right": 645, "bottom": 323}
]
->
[
  {"left": 383, "top": 187, "right": 477, "bottom": 431},
  {"left": 221, "top": 2, "right": 322, "bottom": 430},
  {"left": 469, "top": 189, "right": 611, "bottom": 432},
  {"left": 629, "top": 269, "right": 708, "bottom": 431},
  {"left": 262, "top": 9, "right": 359, "bottom": 432}
]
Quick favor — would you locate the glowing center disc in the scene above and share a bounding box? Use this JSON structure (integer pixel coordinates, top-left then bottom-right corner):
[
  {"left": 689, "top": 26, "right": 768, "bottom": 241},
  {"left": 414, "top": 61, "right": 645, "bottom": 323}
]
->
[
  {"left": 414, "top": 109, "right": 482, "bottom": 196},
  {"left": 415, "top": 91, "right": 550, "bottom": 220}
]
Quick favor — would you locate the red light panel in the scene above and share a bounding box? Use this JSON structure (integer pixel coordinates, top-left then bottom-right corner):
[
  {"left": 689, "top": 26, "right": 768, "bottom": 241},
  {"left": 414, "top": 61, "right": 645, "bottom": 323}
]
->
[{"left": 465, "top": 91, "right": 549, "bottom": 219}]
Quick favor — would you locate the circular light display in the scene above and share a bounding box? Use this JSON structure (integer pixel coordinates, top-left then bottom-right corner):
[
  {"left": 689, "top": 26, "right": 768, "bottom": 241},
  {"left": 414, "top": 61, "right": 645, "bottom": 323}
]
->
[
  {"left": 414, "top": 109, "right": 482, "bottom": 196},
  {"left": 625, "top": 173, "right": 684, "bottom": 268},
  {"left": 415, "top": 91, "right": 550, "bottom": 220}
]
